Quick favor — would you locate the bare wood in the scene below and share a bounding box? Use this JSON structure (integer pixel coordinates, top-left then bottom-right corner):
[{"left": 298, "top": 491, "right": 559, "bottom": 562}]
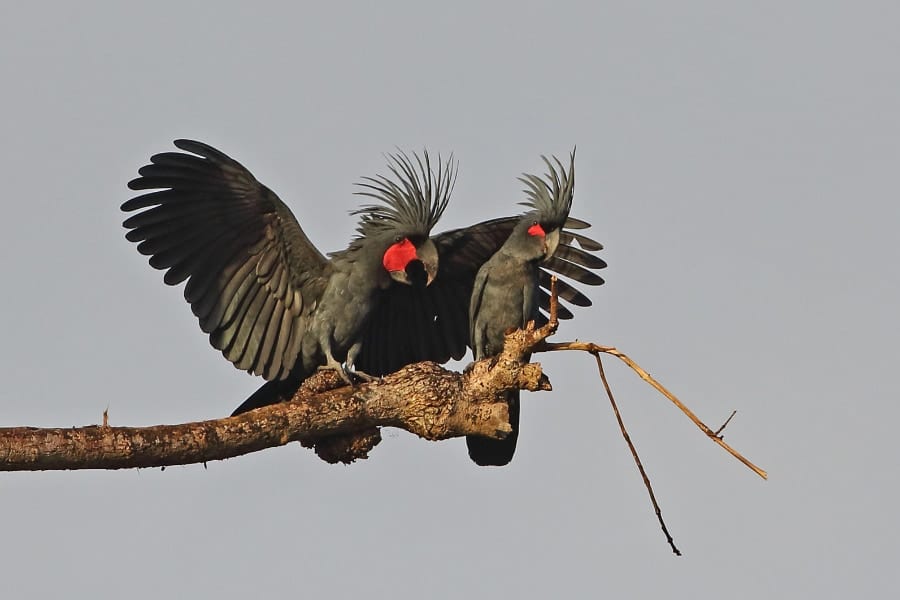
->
[
  {"left": 0, "top": 355, "right": 550, "bottom": 472},
  {"left": 537, "top": 341, "right": 768, "bottom": 480}
]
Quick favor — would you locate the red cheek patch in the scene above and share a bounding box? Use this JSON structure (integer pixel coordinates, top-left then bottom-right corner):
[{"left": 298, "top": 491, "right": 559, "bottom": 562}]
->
[
  {"left": 527, "top": 223, "right": 545, "bottom": 237},
  {"left": 383, "top": 238, "right": 417, "bottom": 272}
]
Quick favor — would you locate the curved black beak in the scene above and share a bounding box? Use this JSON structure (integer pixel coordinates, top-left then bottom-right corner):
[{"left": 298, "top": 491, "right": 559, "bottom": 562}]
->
[{"left": 404, "top": 260, "right": 429, "bottom": 289}]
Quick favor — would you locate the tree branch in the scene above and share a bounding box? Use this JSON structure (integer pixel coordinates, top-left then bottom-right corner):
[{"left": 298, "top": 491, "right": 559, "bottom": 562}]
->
[
  {"left": 0, "top": 276, "right": 765, "bottom": 484},
  {"left": 0, "top": 326, "right": 551, "bottom": 471},
  {"left": 0, "top": 273, "right": 766, "bottom": 558}
]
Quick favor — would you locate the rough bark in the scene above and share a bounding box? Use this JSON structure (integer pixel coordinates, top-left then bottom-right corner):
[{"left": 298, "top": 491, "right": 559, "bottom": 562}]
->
[{"left": 0, "top": 321, "right": 553, "bottom": 471}]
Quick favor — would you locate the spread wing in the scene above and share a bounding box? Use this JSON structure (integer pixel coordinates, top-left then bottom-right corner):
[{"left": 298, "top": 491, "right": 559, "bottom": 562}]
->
[
  {"left": 122, "top": 139, "right": 331, "bottom": 381},
  {"left": 355, "top": 216, "right": 606, "bottom": 376}
]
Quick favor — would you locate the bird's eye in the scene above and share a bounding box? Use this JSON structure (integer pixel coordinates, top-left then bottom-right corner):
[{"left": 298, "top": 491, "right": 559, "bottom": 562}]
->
[{"left": 394, "top": 235, "right": 403, "bottom": 243}]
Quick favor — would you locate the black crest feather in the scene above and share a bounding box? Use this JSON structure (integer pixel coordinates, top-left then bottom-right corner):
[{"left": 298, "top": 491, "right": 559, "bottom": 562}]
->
[
  {"left": 353, "top": 150, "right": 456, "bottom": 238},
  {"left": 518, "top": 148, "right": 575, "bottom": 227}
]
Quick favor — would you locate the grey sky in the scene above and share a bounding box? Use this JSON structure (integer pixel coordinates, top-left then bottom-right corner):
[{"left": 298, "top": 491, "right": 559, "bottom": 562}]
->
[{"left": 1, "top": 2, "right": 897, "bottom": 598}]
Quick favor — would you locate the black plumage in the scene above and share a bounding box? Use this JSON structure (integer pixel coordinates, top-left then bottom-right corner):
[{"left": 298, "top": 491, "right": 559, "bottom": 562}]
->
[
  {"left": 354, "top": 150, "right": 605, "bottom": 380},
  {"left": 122, "top": 140, "right": 453, "bottom": 412}
]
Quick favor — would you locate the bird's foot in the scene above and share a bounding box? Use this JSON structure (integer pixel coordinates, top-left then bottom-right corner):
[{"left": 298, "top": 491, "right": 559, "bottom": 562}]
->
[
  {"left": 317, "top": 362, "right": 354, "bottom": 386},
  {"left": 316, "top": 363, "right": 377, "bottom": 386}
]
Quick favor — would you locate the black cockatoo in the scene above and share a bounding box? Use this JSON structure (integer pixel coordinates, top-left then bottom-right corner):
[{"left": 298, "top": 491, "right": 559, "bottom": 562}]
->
[
  {"left": 352, "top": 161, "right": 605, "bottom": 381},
  {"left": 465, "top": 152, "right": 577, "bottom": 465},
  {"left": 122, "top": 140, "right": 454, "bottom": 412},
  {"left": 122, "top": 140, "right": 605, "bottom": 431}
]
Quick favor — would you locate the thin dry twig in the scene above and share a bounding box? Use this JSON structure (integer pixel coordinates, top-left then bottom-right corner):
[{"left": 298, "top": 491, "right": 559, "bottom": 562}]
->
[
  {"left": 714, "top": 410, "right": 737, "bottom": 437},
  {"left": 537, "top": 340, "right": 767, "bottom": 480},
  {"left": 548, "top": 277, "right": 560, "bottom": 329},
  {"left": 595, "top": 355, "right": 680, "bottom": 555}
]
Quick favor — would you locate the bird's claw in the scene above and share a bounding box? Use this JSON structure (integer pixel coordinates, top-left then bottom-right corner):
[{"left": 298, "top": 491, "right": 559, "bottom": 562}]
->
[
  {"left": 317, "top": 364, "right": 377, "bottom": 386},
  {"left": 351, "top": 369, "right": 377, "bottom": 383},
  {"left": 317, "top": 363, "right": 354, "bottom": 385}
]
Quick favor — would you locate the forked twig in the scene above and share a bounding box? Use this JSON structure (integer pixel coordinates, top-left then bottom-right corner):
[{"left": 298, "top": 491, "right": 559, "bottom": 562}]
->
[
  {"left": 538, "top": 339, "right": 767, "bottom": 480},
  {"left": 536, "top": 276, "right": 765, "bottom": 554},
  {"left": 595, "top": 355, "right": 680, "bottom": 555}
]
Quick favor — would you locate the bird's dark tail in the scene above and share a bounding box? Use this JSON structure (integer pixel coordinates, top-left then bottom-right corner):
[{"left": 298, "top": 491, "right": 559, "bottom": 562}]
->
[
  {"left": 231, "top": 379, "right": 295, "bottom": 416},
  {"left": 466, "top": 390, "right": 520, "bottom": 466}
]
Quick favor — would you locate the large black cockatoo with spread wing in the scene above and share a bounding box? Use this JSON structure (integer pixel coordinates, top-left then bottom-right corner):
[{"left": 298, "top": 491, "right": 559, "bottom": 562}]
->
[
  {"left": 122, "top": 140, "right": 454, "bottom": 412},
  {"left": 465, "top": 152, "right": 578, "bottom": 465}
]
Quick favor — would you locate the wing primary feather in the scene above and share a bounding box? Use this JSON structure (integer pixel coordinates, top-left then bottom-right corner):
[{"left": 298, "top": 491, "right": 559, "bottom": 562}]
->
[
  {"left": 544, "top": 256, "right": 606, "bottom": 286},
  {"left": 564, "top": 217, "right": 591, "bottom": 229},
  {"left": 559, "top": 230, "right": 604, "bottom": 251},
  {"left": 554, "top": 244, "right": 608, "bottom": 269},
  {"left": 206, "top": 257, "right": 259, "bottom": 333},
  {"left": 539, "top": 270, "right": 593, "bottom": 307},
  {"left": 219, "top": 282, "right": 267, "bottom": 365},
  {"left": 184, "top": 227, "right": 262, "bottom": 308},
  {"left": 236, "top": 286, "right": 276, "bottom": 372}
]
